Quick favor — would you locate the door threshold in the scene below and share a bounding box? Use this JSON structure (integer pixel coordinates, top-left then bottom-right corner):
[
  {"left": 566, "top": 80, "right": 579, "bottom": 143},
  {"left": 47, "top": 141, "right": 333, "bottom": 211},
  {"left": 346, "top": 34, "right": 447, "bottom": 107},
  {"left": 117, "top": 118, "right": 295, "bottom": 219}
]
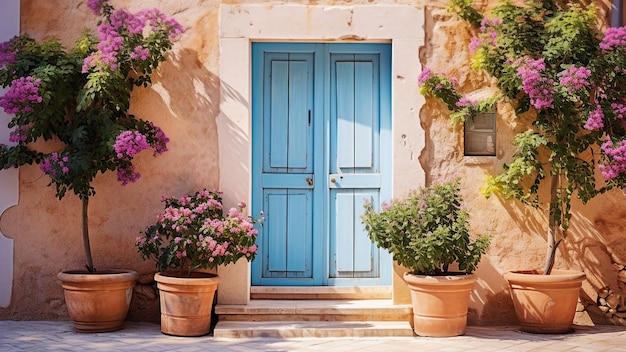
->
[{"left": 250, "top": 286, "right": 392, "bottom": 300}]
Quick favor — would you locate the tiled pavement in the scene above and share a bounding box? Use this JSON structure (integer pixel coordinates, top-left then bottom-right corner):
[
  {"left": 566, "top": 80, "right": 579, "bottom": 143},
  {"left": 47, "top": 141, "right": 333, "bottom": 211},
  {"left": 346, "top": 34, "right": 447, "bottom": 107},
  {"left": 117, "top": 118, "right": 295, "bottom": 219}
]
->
[{"left": 1, "top": 321, "right": 625, "bottom": 352}]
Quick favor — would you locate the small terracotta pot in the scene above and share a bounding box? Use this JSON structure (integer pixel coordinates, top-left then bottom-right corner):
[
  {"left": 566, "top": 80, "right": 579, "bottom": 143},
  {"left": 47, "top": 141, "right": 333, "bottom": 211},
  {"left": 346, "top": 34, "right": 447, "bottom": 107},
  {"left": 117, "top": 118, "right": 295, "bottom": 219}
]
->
[
  {"left": 154, "top": 272, "right": 220, "bottom": 337},
  {"left": 403, "top": 272, "right": 477, "bottom": 337},
  {"left": 58, "top": 269, "right": 138, "bottom": 332},
  {"left": 504, "top": 269, "right": 586, "bottom": 334}
]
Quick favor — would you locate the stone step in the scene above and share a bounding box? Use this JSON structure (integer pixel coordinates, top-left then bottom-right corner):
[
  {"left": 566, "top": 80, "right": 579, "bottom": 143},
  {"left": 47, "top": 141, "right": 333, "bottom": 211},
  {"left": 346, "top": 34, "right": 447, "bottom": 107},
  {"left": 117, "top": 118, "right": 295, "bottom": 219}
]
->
[
  {"left": 213, "top": 321, "right": 414, "bottom": 339},
  {"left": 250, "top": 286, "right": 392, "bottom": 300},
  {"left": 215, "top": 299, "right": 411, "bottom": 322}
]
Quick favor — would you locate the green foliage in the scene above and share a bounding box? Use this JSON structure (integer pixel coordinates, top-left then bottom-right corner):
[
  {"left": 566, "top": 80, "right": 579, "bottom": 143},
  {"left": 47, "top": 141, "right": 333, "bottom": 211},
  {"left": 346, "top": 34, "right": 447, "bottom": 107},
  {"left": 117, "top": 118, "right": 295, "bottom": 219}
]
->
[
  {"left": 435, "top": 0, "right": 626, "bottom": 234},
  {"left": 419, "top": 71, "right": 462, "bottom": 112},
  {"left": 448, "top": 0, "right": 483, "bottom": 28},
  {"left": 361, "top": 178, "right": 490, "bottom": 276}
]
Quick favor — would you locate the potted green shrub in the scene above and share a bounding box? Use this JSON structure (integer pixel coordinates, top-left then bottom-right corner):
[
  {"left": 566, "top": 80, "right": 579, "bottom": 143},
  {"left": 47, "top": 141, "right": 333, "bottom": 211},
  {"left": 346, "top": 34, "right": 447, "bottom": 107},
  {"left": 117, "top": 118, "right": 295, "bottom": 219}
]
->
[
  {"left": 136, "top": 189, "right": 264, "bottom": 336},
  {"left": 419, "top": 0, "right": 626, "bottom": 333},
  {"left": 0, "top": 0, "right": 182, "bottom": 332},
  {"left": 361, "top": 178, "right": 490, "bottom": 337}
]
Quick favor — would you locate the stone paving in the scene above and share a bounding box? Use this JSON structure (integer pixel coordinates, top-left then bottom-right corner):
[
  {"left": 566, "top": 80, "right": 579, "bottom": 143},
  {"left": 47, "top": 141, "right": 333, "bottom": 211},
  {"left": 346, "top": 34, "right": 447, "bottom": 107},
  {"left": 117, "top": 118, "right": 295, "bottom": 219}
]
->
[{"left": 1, "top": 321, "right": 625, "bottom": 352}]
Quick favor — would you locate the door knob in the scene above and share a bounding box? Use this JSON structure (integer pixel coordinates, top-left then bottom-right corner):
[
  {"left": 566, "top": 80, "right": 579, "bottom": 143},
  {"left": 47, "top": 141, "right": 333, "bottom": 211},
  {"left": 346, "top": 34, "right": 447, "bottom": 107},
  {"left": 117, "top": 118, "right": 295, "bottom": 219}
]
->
[
  {"left": 306, "top": 177, "right": 314, "bottom": 186},
  {"left": 330, "top": 178, "right": 336, "bottom": 183}
]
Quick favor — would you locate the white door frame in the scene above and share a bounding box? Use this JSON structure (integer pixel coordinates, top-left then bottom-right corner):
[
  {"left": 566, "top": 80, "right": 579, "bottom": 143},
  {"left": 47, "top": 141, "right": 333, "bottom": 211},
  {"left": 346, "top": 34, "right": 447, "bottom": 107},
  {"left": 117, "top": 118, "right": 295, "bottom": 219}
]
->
[{"left": 217, "top": 3, "right": 426, "bottom": 304}]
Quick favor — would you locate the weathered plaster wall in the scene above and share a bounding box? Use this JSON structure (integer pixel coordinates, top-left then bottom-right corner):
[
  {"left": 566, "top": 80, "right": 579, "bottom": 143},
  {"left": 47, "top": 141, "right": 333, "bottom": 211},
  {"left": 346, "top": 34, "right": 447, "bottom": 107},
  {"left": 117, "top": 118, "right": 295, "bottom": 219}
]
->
[{"left": 1, "top": 0, "right": 625, "bottom": 328}]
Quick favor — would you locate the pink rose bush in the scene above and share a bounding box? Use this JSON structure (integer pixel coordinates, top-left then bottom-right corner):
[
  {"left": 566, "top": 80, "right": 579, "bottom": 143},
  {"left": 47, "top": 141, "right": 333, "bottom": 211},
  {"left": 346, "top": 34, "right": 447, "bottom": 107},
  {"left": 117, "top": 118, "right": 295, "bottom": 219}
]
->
[{"left": 136, "top": 189, "right": 265, "bottom": 275}]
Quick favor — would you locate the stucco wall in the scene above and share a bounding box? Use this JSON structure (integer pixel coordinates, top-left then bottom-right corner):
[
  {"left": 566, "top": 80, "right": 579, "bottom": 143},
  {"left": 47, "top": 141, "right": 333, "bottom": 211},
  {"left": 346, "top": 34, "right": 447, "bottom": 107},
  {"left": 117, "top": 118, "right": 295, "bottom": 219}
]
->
[{"left": 1, "top": 0, "right": 625, "bottom": 327}]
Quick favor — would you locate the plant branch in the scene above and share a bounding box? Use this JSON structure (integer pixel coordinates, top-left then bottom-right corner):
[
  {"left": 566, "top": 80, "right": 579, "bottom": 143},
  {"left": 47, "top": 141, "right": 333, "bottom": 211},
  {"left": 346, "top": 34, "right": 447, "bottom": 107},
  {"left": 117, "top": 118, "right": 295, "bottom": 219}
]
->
[
  {"left": 82, "top": 197, "right": 95, "bottom": 273},
  {"left": 543, "top": 173, "right": 559, "bottom": 275}
]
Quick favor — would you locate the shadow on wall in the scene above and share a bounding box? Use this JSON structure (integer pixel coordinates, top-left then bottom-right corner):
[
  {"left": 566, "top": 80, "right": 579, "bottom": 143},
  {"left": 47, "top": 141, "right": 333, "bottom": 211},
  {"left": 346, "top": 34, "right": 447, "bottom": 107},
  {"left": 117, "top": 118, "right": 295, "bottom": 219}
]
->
[
  {"left": 468, "top": 256, "right": 517, "bottom": 326},
  {"left": 214, "top": 57, "right": 252, "bottom": 207},
  {"left": 493, "top": 188, "right": 626, "bottom": 326},
  {"left": 126, "top": 48, "right": 222, "bottom": 322}
]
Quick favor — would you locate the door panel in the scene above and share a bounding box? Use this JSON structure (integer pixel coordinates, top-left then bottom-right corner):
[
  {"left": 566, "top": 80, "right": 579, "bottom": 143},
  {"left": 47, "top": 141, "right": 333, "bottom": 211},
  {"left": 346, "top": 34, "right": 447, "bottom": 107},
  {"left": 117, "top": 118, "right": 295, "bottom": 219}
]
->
[
  {"left": 252, "top": 43, "right": 391, "bottom": 286},
  {"left": 264, "top": 190, "right": 312, "bottom": 278},
  {"left": 328, "top": 50, "right": 388, "bottom": 284}
]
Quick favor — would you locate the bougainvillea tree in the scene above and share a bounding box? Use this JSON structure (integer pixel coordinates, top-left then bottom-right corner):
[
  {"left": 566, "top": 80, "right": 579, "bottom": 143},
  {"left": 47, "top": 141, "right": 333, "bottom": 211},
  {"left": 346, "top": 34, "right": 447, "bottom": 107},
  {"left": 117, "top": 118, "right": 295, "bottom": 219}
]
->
[
  {"left": 419, "top": 0, "right": 626, "bottom": 274},
  {"left": 0, "top": 0, "right": 183, "bottom": 272}
]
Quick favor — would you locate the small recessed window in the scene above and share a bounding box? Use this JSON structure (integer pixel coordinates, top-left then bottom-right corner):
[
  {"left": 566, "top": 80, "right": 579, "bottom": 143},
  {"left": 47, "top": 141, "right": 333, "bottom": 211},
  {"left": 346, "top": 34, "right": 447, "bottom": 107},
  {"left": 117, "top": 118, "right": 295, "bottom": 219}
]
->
[{"left": 464, "top": 112, "right": 496, "bottom": 156}]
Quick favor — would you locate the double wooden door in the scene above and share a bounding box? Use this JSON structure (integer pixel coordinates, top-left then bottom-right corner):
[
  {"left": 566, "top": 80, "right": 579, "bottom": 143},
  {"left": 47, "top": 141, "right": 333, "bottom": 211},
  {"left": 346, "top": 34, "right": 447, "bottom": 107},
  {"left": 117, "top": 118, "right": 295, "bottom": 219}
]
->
[{"left": 251, "top": 43, "right": 391, "bottom": 286}]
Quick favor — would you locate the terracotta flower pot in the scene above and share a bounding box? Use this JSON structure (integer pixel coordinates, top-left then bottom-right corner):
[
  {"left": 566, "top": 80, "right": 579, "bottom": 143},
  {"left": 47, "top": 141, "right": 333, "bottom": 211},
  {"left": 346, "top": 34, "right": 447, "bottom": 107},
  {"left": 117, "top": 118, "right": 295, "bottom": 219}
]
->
[
  {"left": 504, "top": 269, "right": 586, "bottom": 334},
  {"left": 403, "top": 272, "right": 477, "bottom": 337},
  {"left": 154, "top": 272, "right": 220, "bottom": 337},
  {"left": 57, "top": 269, "right": 138, "bottom": 332}
]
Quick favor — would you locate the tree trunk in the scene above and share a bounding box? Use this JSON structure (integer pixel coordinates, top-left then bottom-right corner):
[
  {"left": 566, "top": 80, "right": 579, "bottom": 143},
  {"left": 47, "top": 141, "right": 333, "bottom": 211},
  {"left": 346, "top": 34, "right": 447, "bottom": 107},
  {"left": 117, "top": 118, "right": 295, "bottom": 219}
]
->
[
  {"left": 543, "top": 173, "right": 560, "bottom": 275},
  {"left": 82, "top": 197, "right": 95, "bottom": 273}
]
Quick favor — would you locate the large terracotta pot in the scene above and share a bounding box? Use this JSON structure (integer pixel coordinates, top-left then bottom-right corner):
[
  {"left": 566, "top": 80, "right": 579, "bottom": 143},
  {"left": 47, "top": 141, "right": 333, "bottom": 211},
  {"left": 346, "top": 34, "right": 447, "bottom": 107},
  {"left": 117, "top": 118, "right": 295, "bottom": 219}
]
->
[
  {"left": 154, "top": 272, "right": 220, "bottom": 337},
  {"left": 504, "top": 269, "right": 586, "bottom": 334},
  {"left": 403, "top": 272, "right": 477, "bottom": 337},
  {"left": 57, "top": 269, "right": 138, "bottom": 332}
]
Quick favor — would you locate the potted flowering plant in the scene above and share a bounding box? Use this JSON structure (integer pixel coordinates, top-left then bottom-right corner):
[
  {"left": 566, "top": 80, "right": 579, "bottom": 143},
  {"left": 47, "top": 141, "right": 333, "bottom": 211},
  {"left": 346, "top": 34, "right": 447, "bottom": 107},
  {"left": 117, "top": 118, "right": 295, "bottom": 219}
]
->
[
  {"left": 136, "top": 189, "right": 264, "bottom": 337},
  {"left": 0, "top": 0, "right": 182, "bottom": 332},
  {"left": 361, "top": 178, "right": 490, "bottom": 337},
  {"left": 419, "top": 0, "right": 626, "bottom": 333}
]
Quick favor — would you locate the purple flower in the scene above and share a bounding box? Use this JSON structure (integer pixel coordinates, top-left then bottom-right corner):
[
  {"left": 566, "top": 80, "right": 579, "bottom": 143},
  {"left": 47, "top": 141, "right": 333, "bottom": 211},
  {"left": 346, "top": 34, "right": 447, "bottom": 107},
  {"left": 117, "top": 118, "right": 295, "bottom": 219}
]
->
[
  {"left": 0, "top": 39, "right": 17, "bottom": 68},
  {"left": 455, "top": 97, "right": 476, "bottom": 108},
  {"left": 559, "top": 65, "right": 592, "bottom": 92},
  {"left": 130, "top": 46, "right": 150, "bottom": 61},
  {"left": 584, "top": 105, "right": 604, "bottom": 131},
  {"left": 480, "top": 18, "right": 502, "bottom": 32},
  {"left": 138, "top": 8, "right": 184, "bottom": 40},
  {"left": 8, "top": 125, "right": 29, "bottom": 143},
  {"left": 611, "top": 99, "right": 626, "bottom": 120},
  {"left": 469, "top": 37, "right": 483, "bottom": 54},
  {"left": 87, "top": 0, "right": 107, "bottom": 15},
  {"left": 600, "top": 27, "right": 626, "bottom": 51},
  {"left": 114, "top": 131, "right": 150, "bottom": 158},
  {"left": 516, "top": 58, "right": 554, "bottom": 110},
  {"left": 117, "top": 164, "right": 141, "bottom": 185},
  {"left": 0, "top": 76, "right": 43, "bottom": 114},
  {"left": 418, "top": 67, "right": 432, "bottom": 86},
  {"left": 600, "top": 139, "right": 626, "bottom": 180},
  {"left": 39, "top": 152, "right": 70, "bottom": 179}
]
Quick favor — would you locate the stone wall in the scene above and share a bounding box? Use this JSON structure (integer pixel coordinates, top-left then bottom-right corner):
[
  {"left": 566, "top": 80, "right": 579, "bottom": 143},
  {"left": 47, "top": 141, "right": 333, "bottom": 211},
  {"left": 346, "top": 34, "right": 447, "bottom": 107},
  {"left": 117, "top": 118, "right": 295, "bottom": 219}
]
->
[{"left": 1, "top": 0, "right": 625, "bottom": 328}]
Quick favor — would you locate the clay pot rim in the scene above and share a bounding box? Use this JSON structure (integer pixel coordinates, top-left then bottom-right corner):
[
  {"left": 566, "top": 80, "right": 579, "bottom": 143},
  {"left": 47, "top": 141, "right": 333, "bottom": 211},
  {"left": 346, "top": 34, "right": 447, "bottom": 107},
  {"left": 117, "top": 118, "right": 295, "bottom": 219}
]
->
[
  {"left": 404, "top": 271, "right": 476, "bottom": 281},
  {"left": 154, "top": 271, "right": 220, "bottom": 285},
  {"left": 504, "top": 269, "right": 586, "bottom": 283},
  {"left": 58, "top": 269, "right": 139, "bottom": 282}
]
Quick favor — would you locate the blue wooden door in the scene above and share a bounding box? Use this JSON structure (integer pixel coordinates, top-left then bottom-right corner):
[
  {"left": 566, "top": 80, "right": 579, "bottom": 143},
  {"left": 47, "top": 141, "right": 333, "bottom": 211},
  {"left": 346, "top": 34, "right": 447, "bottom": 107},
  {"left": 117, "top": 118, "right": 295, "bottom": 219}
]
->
[{"left": 251, "top": 43, "right": 391, "bottom": 286}]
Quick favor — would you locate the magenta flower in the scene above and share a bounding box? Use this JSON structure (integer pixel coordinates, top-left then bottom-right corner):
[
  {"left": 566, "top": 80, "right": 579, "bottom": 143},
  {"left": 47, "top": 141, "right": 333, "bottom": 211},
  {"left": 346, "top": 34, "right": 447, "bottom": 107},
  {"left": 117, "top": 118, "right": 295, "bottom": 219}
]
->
[
  {"left": 600, "top": 139, "right": 626, "bottom": 180},
  {"left": 600, "top": 27, "right": 626, "bottom": 51},
  {"left": 39, "top": 152, "right": 70, "bottom": 179},
  {"left": 418, "top": 67, "right": 432, "bottom": 86},
  {"left": 559, "top": 66, "right": 592, "bottom": 92},
  {"left": 0, "top": 76, "right": 42, "bottom": 114},
  {"left": 9, "top": 125, "right": 29, "bottom": 143},
  {"left": 117, "top": 164, "right": 141, "bottom": 185},
  {"left": 455, "top": 97, "right": 476, "bottom": 107},
  {"left": 114, "top": 131, "right": 150, "bottom": 158},
  {"left": 611, "top": 100, "right": 626, "bottom": 120},
  {"left": 87, "top": 0, "right": 107, "bottom": 15},
  {"left": 584, "top": 105, "right": 605, "bottom": 131},
  {"left": 0, "top": 39, "right": 17, "bottom": 68},
  {"left": 516, "top": 58, "right": 554, "bottom": 110}
]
